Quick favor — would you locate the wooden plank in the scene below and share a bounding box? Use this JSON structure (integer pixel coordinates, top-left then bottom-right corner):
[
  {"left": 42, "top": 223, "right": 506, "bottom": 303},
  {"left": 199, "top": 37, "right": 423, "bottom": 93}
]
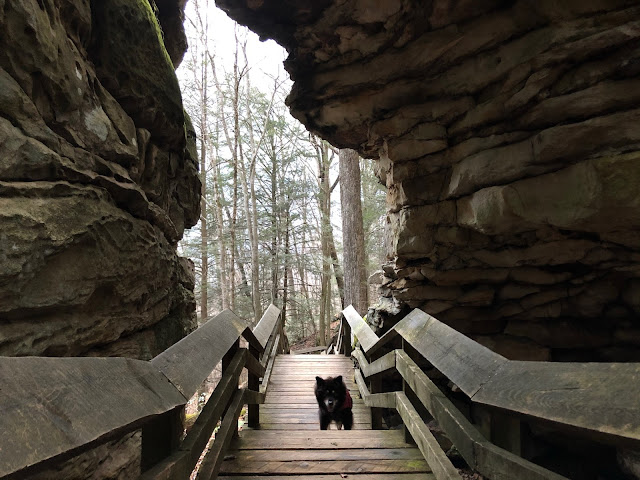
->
[
  {"left": 259, "top": 333, "right": 280, "bottom": 394},
  {"left": 151, "top": 309, "right": 248, "bottom": 398},
  {"left": 259, "top": 406, "right": 370, "bottom": 413},
  {"left": 196, "top": 388, "right": 246, "bottom": 479},
  {"left": 354, "top": 369, "right": 396, "bottom": 408},
  {"left": 367, "top": 326, "right": 399, "bottom": 357},
  {"left": 236, "top": 430, "right": 407, "bottom": 439},
  {"left": 219, "top": 475, "right": 435, "bottom": 480},
  {"left": 220, "top": 459, "right": 430, "bottom": 474},
  {"left": 343, "top": 305, "right": 379, "bottom": 353},
  {"left": 245, "top": 350, "right": 265, "bottom": 378},
  {"left": 474, "top": 361, "right": 640, "bottom": 444},
  {"left": 291, "top": 346, "right": 327, "bottom": 354},
  {"left": 266, "top": 384, "right": 357, "bottom": 392},
  {"left": 396, "top": 392, "right": 463, "bottom": 480},
  {"left": 252, "top": 304, "right": 281, "bottom": 349},
  {"left": 0, "top": 356, "right": 186, "bottom": 479},
  {"left": 259, "top": 423, "right": 371, "bottom": 430},
  {"left": 396, "top": 350, "right": 480, "bottom": 465},
  {"left": 259, "top": 412, "right": 371, "bottom": 421},
  {"left": 141, "top": 349, "right": 246, "bottom": 480},
  {"left": 353, "top": 348, "right": 396, "bottom": 378},
  {"left": 393, "top": 309, "right": 506, "bottom": 397},
  {"left": 244, "top": 389, "right": 265, "bottom": 405},
  {"left": 228, "top": 449, "right": 424, "bottom": 461},
  {"left": 396, "top": 351, "right": 568, "bottom": 480}
]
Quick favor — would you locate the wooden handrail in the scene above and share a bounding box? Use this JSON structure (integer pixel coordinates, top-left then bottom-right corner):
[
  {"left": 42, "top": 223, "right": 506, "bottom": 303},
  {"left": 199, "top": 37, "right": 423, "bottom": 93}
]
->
[
  {"left": 152, "top": 309, "right": 258, "bottom": 399},
  {"left": 341, "top": 305, "right": 640, "bottom": 480},
  {"left": 0, "top": 305, "right": 283, "bottom": 479}
]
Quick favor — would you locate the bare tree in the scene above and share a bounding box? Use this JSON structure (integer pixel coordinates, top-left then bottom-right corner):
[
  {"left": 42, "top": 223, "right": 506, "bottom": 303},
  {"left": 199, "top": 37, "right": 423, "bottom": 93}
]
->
[{"left": 339, "top": 148, "right": 368, "bottom": 315}]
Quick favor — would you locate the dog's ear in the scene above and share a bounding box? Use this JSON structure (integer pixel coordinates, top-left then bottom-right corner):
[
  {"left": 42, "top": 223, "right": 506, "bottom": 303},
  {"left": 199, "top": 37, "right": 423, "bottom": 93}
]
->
[
  {"left": 335, "top": 375, "right": 343, "bottom": 384},
  {"left": 316, "top": 376, "right": 324, "bottom": 386}
]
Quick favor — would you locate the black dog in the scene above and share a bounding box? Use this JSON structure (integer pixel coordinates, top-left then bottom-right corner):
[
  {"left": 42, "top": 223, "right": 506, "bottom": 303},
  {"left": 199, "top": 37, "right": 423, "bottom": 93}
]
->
[{"left": 314, "top": 375, "right": 353, "bottom": 430}]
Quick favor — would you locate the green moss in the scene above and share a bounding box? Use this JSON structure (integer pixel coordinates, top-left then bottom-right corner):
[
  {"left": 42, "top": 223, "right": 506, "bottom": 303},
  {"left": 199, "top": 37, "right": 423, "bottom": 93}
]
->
[{"left": 91, "top": 0, "right": 185, "bottom": 147}]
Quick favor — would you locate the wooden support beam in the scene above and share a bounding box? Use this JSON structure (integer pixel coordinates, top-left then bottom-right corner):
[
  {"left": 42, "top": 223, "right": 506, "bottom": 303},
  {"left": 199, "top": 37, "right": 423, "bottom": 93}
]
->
[
  {"left": 396, "top": 392, "right": 463, "bottom": 480},
  {"left": 396, "top": 350, "right": 568, "bottom": 480},
  {"left": 152, "top": 309, "right": 251, "bottom": 399},
  {"left": 196, "top": 389, "right": 246, "bottom": 480},
  {"left": 0, "top": 357, "right": 187, "bottom": 479},
  {"left": 352, "top": 348, "right": 396, "bottom": 378},
  {"left": 140, "top": 349, "right": 246, "bottom": 480},
  {"left": 260, "top": 334, "right": 280, "bottom": 395},
  {"left": 354, "top": 368, "right": 396, "bottom": 408},
  {"left": 342, "top": 305, "right": 379, "bottom": 353},
  {"left": 244, "top": 389, "right": 266, "bottom": 405},
  {"left": 252, "top": 304, "right": 281, "bottom": 350},
  {"left": 248, "top": 344, "right": 261, "bottom": 429}
]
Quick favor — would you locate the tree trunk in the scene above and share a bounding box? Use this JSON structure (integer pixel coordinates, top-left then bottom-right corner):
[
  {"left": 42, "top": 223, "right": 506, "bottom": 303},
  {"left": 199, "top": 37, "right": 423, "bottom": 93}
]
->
[{"left": 339, "top": 148, "right": 369, "bottom": 315}]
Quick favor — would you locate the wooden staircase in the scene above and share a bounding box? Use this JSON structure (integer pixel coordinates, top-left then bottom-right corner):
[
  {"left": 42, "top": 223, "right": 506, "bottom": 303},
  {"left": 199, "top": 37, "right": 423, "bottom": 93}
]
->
[{"left": 219, "top": 354, "right": 434, "bottom": 479}]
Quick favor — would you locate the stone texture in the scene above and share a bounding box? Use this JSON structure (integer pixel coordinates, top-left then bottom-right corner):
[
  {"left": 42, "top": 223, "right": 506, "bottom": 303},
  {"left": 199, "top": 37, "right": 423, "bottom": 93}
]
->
[
  {"left": 1, "top": 1, "right": 198, "bottom": 474},
  {"left": 218, "top": 0, "right": 640, "bottom": 371},
  {"left": 0, "top": 0, "right": 198, "bottom": 358}
]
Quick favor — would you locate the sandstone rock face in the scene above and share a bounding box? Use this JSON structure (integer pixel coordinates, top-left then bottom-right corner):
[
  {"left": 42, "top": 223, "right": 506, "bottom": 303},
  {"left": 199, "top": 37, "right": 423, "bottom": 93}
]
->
[
  {"left": 219, "top": 0, "right": 640, "bottom": 362},
  {"left": 0, "top": 0, "right": 199, "bottom": 357},
  {"left": 1, "top": 0, "right": 198, "bottom": 477}
]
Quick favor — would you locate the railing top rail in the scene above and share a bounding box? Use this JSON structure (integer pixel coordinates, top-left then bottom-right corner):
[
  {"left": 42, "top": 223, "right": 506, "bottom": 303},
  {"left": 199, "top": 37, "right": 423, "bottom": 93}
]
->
[
  {"left": 152, "top": 309, "right": 253, "bottom": 398},
  {"left": 0, "top": 356, "right": 186, "bottom": 479},
  {"left": 1, "top": 305, "right": 280, "bottom": 479},
  {"left": 343, "top": 305, "right": 379, "bottom": 352},
  {"left": 252, "top": 304, "right": 281, "bottom": 350},
  {"left": 342, "top": 305, "right": 640, "bottom": 446}
]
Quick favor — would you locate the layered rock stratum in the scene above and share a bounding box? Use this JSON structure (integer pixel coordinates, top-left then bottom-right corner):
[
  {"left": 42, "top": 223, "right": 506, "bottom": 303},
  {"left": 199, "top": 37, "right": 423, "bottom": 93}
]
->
[
  {"left": 219, "top": 0, "right": 640, "bottom": 362},
  {"left": 0, "top": 0, "right": 199, "bottom": 360}
]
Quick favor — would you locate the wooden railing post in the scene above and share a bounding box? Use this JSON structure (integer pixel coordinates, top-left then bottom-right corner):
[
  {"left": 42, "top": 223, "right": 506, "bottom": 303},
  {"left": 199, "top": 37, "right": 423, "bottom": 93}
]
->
[
  {"left": 141, "top": 406, "right": 183, "bottom": 472},
  {"left": 342, "top": 315, "right": 352, "bottom": 357},
  {"left": 222, "top": 338, "right": 241, "bottom": 438},
  {"left": 401, "top": 339, "right": 417, "bottom": 445},
  {"left": 248, "top": 343, "right": 260, "bottom": 428},
  {"left": 368, "top": 350, "right": 383, "bottom": 430}
]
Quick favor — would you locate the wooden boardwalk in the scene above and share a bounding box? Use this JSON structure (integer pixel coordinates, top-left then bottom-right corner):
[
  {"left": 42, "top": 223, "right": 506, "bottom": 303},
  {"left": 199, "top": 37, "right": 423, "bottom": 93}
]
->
[{"left": 220, "top": 354, "right": 434, "bottom": 479}]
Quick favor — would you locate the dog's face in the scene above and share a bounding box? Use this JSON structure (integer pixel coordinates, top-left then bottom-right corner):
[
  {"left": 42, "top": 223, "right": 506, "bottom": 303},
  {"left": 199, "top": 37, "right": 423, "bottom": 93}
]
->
[{"left": 315, "top": 375, "right": 345, "bottom": 413}]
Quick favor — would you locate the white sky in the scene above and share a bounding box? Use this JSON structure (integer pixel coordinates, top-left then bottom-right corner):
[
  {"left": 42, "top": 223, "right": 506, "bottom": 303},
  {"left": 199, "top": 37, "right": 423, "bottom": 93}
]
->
[
  {"left": 180, "top": 1, "right": 289, "bottom": 89},
  {"left": 177, "top": 0, "right": 345, "bottom": 237}
]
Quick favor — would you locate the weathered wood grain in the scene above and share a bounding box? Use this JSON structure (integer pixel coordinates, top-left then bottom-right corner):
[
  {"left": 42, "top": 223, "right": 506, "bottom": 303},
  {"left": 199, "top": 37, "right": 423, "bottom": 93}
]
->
[
  {"left": 244, "top": 350, "right": 265, "bottom": 378},
  {"left": 475, "top": 360, "right": 640, "bottom": 444},
  {"left": 260, "top": 334, "right": 281, "bottom": 394},
  {"left": 353, "top": 347, "right": 396, "bottom": 378},
  {"left": 396, "top": 350, "right": 568, "bottom": 480},
  {"left": 220, "top": 458, "right": 430, "bottom": 474},
  {"left": 393, "top": 309, "right": 506, "bottom": 398},
  {"left": 343, "top": 305, "right": 379, "bottom": 353},
  {"left": 151, "top": 309, "right": 249, "bottom": 398},
  {"left": 196, "top": 388, "right": 246, "bottom": 479},
  {"left": 244, "top": 389, "right": 266, "bottom": 405},
  {"left": 258, "top": 423, "right": 370, "bottom": 430},
  {"left": 231, "top": 448, "right": 424, "bottom": 461},
  {"left": 291, "top": 346, "right": 327, "bottom": 354},
  {"left": 396, "top": 392, "right": 463, "bottom": 480},
  {"left": 140, "top": 349, "right": 247, "bottom": 480},
  {"left": 392, "top": 309, "right": 640, "bottom": 446},
  {"left": 354, "top": 369, "right": 396, "bottom": 408},
  {"left": 219, "top": 475, "right": 435, "bottom": 480},
  {"left": 0, "top": 356, "right": 186, "bottom": 479},
  {"left": 252, "top": 304, "right": 281, "bottom": 350}
]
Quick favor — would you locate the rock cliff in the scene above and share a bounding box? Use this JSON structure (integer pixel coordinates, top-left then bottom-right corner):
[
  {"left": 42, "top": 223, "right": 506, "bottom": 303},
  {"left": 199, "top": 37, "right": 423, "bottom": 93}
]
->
[
  {"left": 219, "top": 0, "right": 640, "bottom": 362},
  {"left": 0, "top": 0, "right": 199, "bottom": 358}
]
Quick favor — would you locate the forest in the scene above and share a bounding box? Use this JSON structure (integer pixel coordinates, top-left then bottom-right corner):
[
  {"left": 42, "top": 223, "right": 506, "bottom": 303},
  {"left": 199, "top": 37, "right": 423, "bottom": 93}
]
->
[{"left": 177, "top": 0, "right": 387, "bottom": 347}]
